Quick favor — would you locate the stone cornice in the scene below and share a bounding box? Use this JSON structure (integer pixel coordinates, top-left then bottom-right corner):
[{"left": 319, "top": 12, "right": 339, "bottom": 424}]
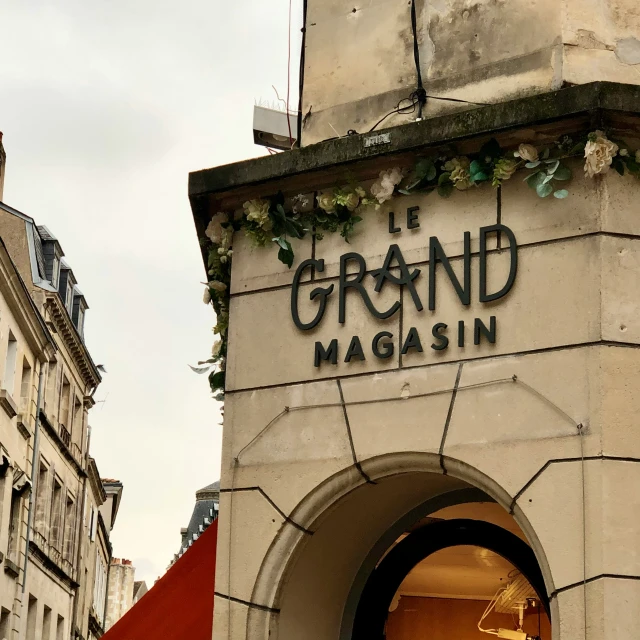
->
[
  {"left": 44, "top": 294, "right": 101, "bottom": 389},
  {"left": 88, "top": 458, "right": 107, "bottom": 505},
  {"left": 190, "top": 82, "right": 640, "bottom": 203}
]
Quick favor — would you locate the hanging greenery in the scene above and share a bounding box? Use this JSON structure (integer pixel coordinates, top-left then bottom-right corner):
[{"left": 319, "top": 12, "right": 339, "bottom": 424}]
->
[{"left": 196, "top": 131, "right": 640, "bottom": 399}]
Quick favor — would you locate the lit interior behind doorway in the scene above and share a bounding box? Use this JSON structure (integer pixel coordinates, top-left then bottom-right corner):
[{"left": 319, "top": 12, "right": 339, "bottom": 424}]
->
[{"left": 384, "top": 503, "right": 551, "bottom": 640}]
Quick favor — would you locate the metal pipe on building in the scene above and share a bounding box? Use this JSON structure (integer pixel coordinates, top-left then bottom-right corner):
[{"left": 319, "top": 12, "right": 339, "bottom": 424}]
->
[{"left": 19, "top": 362, "right": 47, "bottom": 638}]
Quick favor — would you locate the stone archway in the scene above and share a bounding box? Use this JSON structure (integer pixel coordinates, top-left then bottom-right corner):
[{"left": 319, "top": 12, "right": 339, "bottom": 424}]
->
[{"left": 246, "top": 453, "right": 555, "bottom": 640}]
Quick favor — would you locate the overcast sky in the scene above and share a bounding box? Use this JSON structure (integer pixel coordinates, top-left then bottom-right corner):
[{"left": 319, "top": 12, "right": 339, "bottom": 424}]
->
[{"left": 0, "top": 0, "right": 302, "bottom": 584}]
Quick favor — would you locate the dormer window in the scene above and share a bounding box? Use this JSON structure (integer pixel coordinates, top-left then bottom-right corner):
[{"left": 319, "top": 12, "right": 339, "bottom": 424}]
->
[
  {"left": 51, "top": 255, "right": 60, "bottom": 288},
  {"left": 58, "top": 262, "right": 77, "bottom": 316},
  {"left": 38, "top": 226, "right": 63, "bottom": 287},
  {"left": 72, "top": 288, "right": 88, "bottom": 338}
]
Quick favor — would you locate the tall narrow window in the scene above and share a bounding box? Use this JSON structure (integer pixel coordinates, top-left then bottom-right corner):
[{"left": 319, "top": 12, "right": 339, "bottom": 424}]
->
[
  {"left": 59, "top": 379, "right": 71, "bottom": 446},
  {"left": 50, "top": 479, "right": 63, "bottom": 554},
  {"left": 2, "top": 332, "right": 18, "bottom": 395},
  {"left": 20, "top": 357, "right": 32, "bottom": 415},
  {"left": 8, "top": 487, "right": 23, "bottom": 561},
  {"left": 56, "top": 615, "right": 64, "bottom": 640},
  {"left": 42, "top": 605, "right": 52, "bottom": 640},
  {"left": 45, "top": 360, "right": 57, "bottom": 419},
  {"left": 0, "top": 607, "right": 10, "bottom": 639},
  {"left": 63, "top": 493, "right": 76, "bottom": 563},
  {"left": 26, "top": 596, "right": 37, "bottom": 640},
  {"left": 34, "top": 462, "right": 50, "bottom": 539}
]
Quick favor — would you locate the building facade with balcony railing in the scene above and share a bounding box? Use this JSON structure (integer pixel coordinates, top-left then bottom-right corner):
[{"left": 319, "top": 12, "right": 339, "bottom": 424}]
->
[{"left": 0, "top": 140, "right": 122, "bottom": 640}]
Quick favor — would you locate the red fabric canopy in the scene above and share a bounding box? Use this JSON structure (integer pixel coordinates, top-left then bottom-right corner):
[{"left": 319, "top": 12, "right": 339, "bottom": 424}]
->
[{"left": 102, "top": 519, "right": 218, "bottom": 640}]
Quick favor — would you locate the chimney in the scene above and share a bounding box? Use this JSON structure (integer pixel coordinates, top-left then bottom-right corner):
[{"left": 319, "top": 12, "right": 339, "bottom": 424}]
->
[{"left": 0, "top": 131, "right": 5, "bottom": 202}]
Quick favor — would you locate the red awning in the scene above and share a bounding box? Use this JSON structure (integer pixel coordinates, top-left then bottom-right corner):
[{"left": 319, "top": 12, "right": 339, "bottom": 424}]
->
[{"left": 102, "top": 519, "right": 218, "bottom": 640}]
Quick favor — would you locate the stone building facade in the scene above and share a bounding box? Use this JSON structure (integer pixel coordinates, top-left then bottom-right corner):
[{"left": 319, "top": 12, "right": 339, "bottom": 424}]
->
[
  {"left": 103, "top": 559, "right": 134, "bottom": 632},
  {"left": 188, "top": 1, "right": 640, "bottom": 639},
  {"left": 0, "top": 142, "right": 122, "bottom": 639}
]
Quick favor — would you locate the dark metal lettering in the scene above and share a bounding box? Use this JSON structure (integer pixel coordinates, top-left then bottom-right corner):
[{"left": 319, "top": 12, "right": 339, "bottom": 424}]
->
[
  {"left": 371, "top": 244, "right": 422, "bottom": 312},
  {"left": 344, "top": 336, "right": 366, "bottom": 363},
  {"left": 372, "top": 331, "right": 395, "bottom": 359},
  {"left": 431, "top": 323, "right": 449, "bottom": 351},
  {"left": 314, "top": 339, "right": 338, "bottom": 367},
  {"left": 388, "top": 212, "right": 401, "bottom": 234},
  {"left": 291, "top": 259, "right": 334, "bottom": 331},
  {"left": 479, "top": 224, "right": 518, "bottom": 303},
  {"left": 401, "top": 327, "right": 424, "bottom": 355},
  {"left": 407, "top": 206, "right": 420, "bottom": 230},
  {"left": 474, "top": 316, "right": 497, "bottom": 345},
  {"left": 339, "top": 253, "right": 400, "bottom": 324},
  {"left": 429, "top": 233, "right": 471, "bottom": 311},
  {"left": 458, "top": 320, "right": 465, "bottom": 348}
]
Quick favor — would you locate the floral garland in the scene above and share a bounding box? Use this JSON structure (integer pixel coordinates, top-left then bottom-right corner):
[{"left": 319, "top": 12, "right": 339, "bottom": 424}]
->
[{"left": 197, "top": 131, "right": 640, "bottom": 399}]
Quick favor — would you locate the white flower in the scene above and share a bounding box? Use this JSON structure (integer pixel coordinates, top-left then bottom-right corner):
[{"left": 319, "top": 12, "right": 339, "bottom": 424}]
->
[
  {"left": 355, "top": 186, "right": 366, "bottom": 198},
  {"left": 444, "top": 157, "right": 472, "bottom": 191},
  {"left": 516, "top": 144, "right": 539, "bottom": 163},
  {"left": 203, "top": 287, "right": 211, "bottom": 304},
  {"left": 620, "top": 149, "right": 629, "bottom": 157},
  {"left": 340, "top": 191, "right": 360, "bottom": 212},
  {"left": 208, "top": 280, "right": 227, "bottom": 292},
  {"left": 370, "top": 167, "right": 405, "bottom": 204},
  {"left": 212, "top": 340, "right": 222, "bottom": 357},
  {"left": 317, "top": 192, "right": 337, "bottom": 213},
  {"left": 243, "top": 199, "right": 272, "bottom": 229},
  {"left": 205, "top": 213, "right": 228, "bottom": 245},
  {"left": 584, "top": 131, "right": 619, "bottom": 178},
  {"left": 220, "top": 255, "right": 228, "bottom": 264}
]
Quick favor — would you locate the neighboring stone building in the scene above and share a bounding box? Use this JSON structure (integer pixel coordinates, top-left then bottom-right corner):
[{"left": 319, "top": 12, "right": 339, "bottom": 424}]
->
[
  {"left": 0, "top": 233, "right": 56, "bottom": 639},
  {"left": 187, "top": 1, "right": 640, "bottom": 639},
  {"left": 0, "top": 140, "right": 123, "bottom": 639},
  {"left": 172, "top": 481, "right": 219, "bottom": 567},
  {"left": 103, "top": 559, "right": 135, "bottom": 632}
]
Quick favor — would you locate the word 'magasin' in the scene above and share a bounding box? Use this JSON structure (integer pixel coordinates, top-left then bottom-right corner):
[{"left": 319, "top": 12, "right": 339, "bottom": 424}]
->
[{"left": 289, "top": 224, "right": 518, "bottom": 367}]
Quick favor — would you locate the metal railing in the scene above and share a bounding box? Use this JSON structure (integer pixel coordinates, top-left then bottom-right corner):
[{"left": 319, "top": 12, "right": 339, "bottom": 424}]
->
[{"left": 59, "top": 424, "right": 71, "bottom": 447}]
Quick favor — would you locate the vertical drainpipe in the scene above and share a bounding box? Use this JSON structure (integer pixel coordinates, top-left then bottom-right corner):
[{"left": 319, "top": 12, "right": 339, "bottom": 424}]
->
[
  {"left": 20, "top": 362, "right": 47, "bottom": 638},
  {"left": 71, "top": 418, "right": 91, "bottom": 639}
]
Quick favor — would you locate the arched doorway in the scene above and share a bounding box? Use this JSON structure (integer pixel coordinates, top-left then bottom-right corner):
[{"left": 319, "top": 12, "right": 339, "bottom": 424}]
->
[
  {"left": 251, "top": 456, "right": 554, "bottom": 640},
  {"left": 353, "top": 514, "right": 551, "bottom": 640}
]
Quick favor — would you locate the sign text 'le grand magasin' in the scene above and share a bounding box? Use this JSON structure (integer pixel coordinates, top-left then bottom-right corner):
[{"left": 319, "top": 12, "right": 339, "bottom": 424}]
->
[{"left": 290, "top": 207, "right": 518, "bottom": 367}]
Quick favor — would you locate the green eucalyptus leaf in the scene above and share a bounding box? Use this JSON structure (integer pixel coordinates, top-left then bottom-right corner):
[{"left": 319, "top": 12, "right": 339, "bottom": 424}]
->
[
  {"left": 272, "top": 236, "right": 289, "bottom": 251},
  {"left": 438, "top": 172, "right": 452, "bottom": 186},
  {"left": 542, "top": 173, "right": 554, "bottom": 185},
  {"left": 612, "top": 158, "right": 625, "bottom": 176},
  {"left": 469, "top": 160, "right": 483, "bottom": 176},
  {"left": 209, "top": 370, "right": 226, "bottom": 391},
  {"left": 415, "top": 159, "right": 435, "bottom": 180},
  {"left": 624, "top": 158, "right": 640, "bottom": 174},
  {"left": 277, "top": 244, "right": 295, "bottom": 268},
  {"left": 525, "top": 161, "right": 541, "bottom": 169},
  {"left": 546, "top": 160, "right": 560, "bottom": 174},
  {"left": 536, "top": 182, "right": 553, "bottom": 198},
  {"left": 553, "top": 164, "right": 572, "bottom": 181},
  {"left": 554, "top": 189, "right": 569, "bottom": 199},
  {"left": 471, "top": 172, "right": 489, "bottom": 183},
  {"left": 569, "top": 142, "right": 586, "bottom": 155},
  {"left": 398, "top": 188, "right": 413, "bottom": 195},
  {"left": 437, "top": 183, "right": 454, "bottom": 198}
]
